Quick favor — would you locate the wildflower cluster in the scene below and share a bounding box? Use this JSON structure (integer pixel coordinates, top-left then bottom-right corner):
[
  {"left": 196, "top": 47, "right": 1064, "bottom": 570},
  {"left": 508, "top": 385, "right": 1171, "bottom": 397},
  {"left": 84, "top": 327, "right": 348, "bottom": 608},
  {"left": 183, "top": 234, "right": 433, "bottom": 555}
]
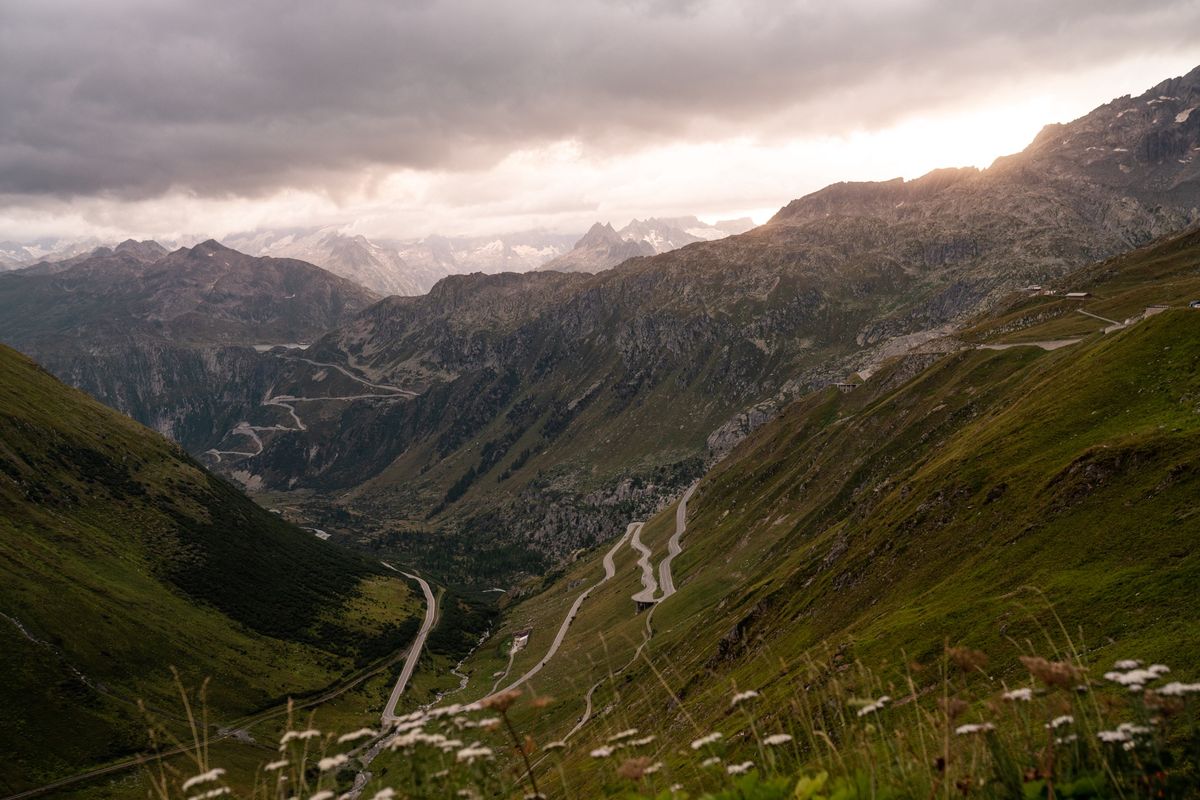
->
[{"left": 146, "top": 644, "right": 1200, "bottom": 800}]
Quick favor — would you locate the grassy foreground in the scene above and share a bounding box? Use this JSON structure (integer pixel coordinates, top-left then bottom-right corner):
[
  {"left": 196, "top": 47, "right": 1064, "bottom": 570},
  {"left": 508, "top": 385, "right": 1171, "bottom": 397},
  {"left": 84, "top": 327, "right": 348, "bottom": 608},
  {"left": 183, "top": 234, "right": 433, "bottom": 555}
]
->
[{"left": 140, "top": 635, "right": 1200, "bottom": 799}]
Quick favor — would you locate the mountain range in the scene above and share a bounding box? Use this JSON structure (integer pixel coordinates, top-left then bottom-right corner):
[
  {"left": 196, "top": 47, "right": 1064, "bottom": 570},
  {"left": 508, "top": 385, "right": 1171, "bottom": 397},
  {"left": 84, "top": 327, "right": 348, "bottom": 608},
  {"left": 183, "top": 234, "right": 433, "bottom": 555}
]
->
[
  {"left": 540, "top": 215, "right": 756, "bottom": 273},
  {"left": 2, "top": 67, "right": 1198, "bottom": 583},
  {"left": 191, "top": 66, "right": 1200, "bottom": 578}
]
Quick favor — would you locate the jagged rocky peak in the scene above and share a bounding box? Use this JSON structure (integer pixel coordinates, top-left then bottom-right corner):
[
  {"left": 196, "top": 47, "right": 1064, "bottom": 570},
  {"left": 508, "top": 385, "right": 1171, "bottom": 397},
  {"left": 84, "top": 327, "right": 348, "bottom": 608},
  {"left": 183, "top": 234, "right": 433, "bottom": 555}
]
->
[
  {"left": 113, "top": 239, "right": 169, "bottom": 263},
  {"left": 576, "top": 221, "right": 623, "bottom": 247}
]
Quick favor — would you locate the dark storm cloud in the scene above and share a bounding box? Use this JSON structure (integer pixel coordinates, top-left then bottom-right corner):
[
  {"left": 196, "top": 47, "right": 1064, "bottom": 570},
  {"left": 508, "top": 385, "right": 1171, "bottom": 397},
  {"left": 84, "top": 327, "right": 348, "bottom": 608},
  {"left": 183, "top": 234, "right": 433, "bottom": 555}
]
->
[{"left": 1, "top": 0, "right": 1197, "bottom": 199}]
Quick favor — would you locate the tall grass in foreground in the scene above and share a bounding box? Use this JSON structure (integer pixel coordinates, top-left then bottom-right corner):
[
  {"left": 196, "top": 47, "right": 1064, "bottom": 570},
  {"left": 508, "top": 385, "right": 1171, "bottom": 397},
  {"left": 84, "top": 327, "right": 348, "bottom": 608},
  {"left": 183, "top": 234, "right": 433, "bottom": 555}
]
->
[{"left": 145, "top": 636, "right": 1200, "bottom": 800}]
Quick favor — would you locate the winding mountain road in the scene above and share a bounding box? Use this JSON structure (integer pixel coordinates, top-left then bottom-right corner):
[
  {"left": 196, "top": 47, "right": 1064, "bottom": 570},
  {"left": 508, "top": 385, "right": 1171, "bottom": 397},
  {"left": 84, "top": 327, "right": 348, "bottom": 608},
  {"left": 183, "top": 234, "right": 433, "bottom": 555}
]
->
[
  {"left": 978, "top": 338, "right": 1083, "bottom": 351},
  {"left": 380, "top": 564, "right": 437, "bottom": 724},
  {"left": 207, "top": 351, "right": 418, "bottom": 463},
  {"left": 490, "top": 523, "right": 636, "bottom": 696},
  {"left": 629, "top": 523, "right": 657, "bottom": 603},
  {"left": 563, "top": 484, "right": 698, "bottom": 743},
  {"left": 656, "top": 482, "right": 698, "bottom": 599},
  {"left": 281, "top": 355, "right": 419, "bottom": 397}
]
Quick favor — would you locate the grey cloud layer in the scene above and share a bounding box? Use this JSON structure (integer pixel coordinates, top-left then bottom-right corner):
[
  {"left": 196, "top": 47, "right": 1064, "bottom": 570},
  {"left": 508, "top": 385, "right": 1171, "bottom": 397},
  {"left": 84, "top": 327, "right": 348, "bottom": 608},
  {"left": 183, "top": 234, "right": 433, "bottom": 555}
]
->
[{"left": 2, "top": 0, "right": 1197, "bottom": 199}]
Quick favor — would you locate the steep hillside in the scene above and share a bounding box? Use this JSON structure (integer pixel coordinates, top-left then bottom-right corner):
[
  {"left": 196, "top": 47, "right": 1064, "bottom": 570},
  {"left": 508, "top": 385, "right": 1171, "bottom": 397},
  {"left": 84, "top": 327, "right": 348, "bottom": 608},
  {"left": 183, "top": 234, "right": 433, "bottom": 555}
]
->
[
  {"left": 0, "top": 240, "right": 380, "bottom": 452},
  {"left": 0, "top": 344, "right": 420, "bottom": 792},
  {"left": 439, "top": 242, "right": 1200, "bottom": 791},
  {"left": 0, "top": 239, "right": 379, "bottom": 351}
]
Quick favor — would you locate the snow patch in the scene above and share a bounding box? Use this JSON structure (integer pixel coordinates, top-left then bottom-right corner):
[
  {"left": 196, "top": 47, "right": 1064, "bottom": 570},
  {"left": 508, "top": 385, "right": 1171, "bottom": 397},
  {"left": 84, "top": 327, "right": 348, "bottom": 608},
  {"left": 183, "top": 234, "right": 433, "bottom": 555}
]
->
[{"left": 1177, "top": 107, "right": 1195, "bottom": 124}]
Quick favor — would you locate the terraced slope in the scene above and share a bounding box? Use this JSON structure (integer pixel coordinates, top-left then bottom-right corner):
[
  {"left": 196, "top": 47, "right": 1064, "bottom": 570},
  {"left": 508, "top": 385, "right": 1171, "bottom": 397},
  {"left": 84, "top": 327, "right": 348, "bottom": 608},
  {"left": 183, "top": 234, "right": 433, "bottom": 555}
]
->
[
  {"left": 441, "top": 232, "right": 1200, "bottom": 790},
  {"left": 0, "top": 345, "right": 419, "bottom": 793}
]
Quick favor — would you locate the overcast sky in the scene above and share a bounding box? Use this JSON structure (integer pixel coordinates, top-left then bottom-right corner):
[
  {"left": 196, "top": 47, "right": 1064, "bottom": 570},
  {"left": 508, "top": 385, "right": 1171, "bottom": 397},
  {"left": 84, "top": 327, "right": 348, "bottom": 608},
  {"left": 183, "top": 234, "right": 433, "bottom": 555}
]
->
[{"left": 2, "top": 0, "right": 1200, "bottom": 242}]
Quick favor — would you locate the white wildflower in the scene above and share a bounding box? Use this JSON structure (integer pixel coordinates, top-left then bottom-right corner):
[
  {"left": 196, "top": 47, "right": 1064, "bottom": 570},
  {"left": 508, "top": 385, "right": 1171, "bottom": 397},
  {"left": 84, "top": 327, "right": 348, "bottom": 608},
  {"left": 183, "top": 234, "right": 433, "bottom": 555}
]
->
[
  {"left": 856, "top": 695, "right": 891, "bottom": 717},
  {"left": 690, "top": 732, "right": 723, "bottom": 749},
  {"left": 278, "top": 729, "right": 321, "bottom": 749},
  {"left": 1056, "top": 734, "right": 1079, "bottom": 744},
  {"left": 318, "top": 754, "right": 349, "bottom": 771},
  {"left": 731, "top": 689, "right": 760, "bottom": 707},
  {"left": 1098, "top": 729, "right": 1130, "bottom": 743},
  {"left": 190, "top": 790, "right": 229, "bottom": 800},
  {"left": 1118, "top": 722, "right": 1153, "bottom": 735},
  {"left": 607, "top": 728, "right": 639, "bottom": 742},
  {"left": 955, "top": 723, "right": 996, "bottom": 735},
  {"left": 727, "top": 761, "right": 755, "bottom": 776},
  {"left": 644, "top": 762, "right": 664, "bottom": 775},
  {"left": 1114, "top": 659, "right": 1142, "bottom": 670},
  {"left": 369, "top": 790, "right": 396, "bottom": 800},
  {"left": 1105, "top": 668, "right": 1160, "bottom": 688},
  {"left": 629, "top": 735, "right": 657, "bottom": 747},
  {"left": 182, "top": 770, "right": 225, "bottom": 792},
  {"left": 387, "top": 730, "right": 425, "bottom": 750},
  {"left": 1158, "top": 681, "right": 1200, "bottom": 696},
  {"left": 438, "top": 738, "right": 464, "bottom": 752},
  {"left": 1149, "top": 664, "right": 1170, "bottom": 676},
  {"left": 1046, "top": 715, "right": 1074, "bottom": 730},
  {"left": 1002, "top": 688, "right": 1033, "bottom": 701},
  {"left": 764, "top": 733, "right": 793, "bottom": 746},
  {"left": 456, "top": 744, "right": 494, "bottom": 764},
  {"left": 701, "top": 757, "right": 722, "bottom": 767},
  {"left": 337, "top": 728, "right": 377, "bottom": 744},
  {"left": 263, "top": 760, "right": 288, "bottom": 772},
  {"left": 392, "top": 719, "right": 425, "bottom": 734},
  {"left": 589, "top": 746, "right": 614, "bottom": 758}
]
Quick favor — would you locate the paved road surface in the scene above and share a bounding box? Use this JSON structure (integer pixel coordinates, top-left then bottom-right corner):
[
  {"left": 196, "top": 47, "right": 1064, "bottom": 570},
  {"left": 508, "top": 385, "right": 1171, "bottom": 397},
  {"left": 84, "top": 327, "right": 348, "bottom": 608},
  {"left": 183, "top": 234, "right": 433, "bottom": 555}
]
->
[
  {"left": 656, "top": 482, "right": 698, "bottom": 599},
  {"left": 380, "top": 564, "right": 437, "bottom": 724},
  {"left": 282, "top": 355, "right": 419, "bottom": 397},
  {"left": 629, "top": 523, "right": 657, "bottom": 603},
  {"left": 207, "top": 353, "right": 418, "bottom": 463},
  {"left": 977, "top": 338, "right": 1082, "bottom": 351},
  {"left": 561, "top": 486, "right": 700, "bottom": 745},
  {"left": 491, "top": 523, "right": 635, "bottom": 696}
]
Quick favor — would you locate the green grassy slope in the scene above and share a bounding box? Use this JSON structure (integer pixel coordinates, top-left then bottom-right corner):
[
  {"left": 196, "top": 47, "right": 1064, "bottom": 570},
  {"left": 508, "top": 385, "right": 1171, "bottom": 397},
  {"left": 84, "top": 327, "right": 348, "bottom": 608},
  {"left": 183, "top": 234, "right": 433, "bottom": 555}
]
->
[
  {"left": 0, "top": 345, "right": 420, "bottom": 792},
  {"left": 443, "top": 234, "right": 1200, "bottom": 790}
]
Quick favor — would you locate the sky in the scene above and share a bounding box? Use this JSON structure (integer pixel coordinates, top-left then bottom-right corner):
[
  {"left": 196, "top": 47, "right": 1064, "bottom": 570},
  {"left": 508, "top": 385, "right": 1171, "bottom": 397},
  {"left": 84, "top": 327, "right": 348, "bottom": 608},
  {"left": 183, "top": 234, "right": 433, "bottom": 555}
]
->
[{"left": 2, "top": 0, "right": 1200, "bottom": 243}]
